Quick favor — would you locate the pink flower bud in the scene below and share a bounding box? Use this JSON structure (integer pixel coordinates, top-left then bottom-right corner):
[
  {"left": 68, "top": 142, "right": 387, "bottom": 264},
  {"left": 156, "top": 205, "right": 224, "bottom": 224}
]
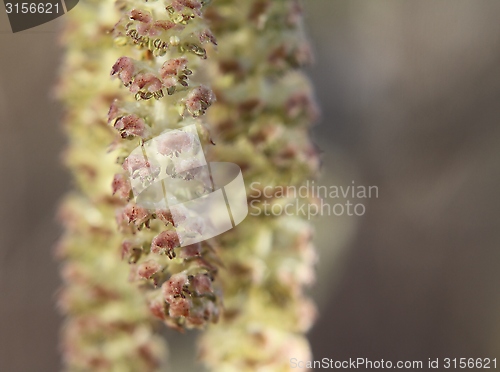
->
[
  {"left": 151, "top": 231, "right": 180, "bottom": 258},
  {"left": 179, "top": 243, "right": 201, "bottom": 258},
  {"left": 285, "top": 92, "right": 319, "bottom": 121},
  {"left": 137, "top": 22, "right": 152, "bottom": 36},
  {"left": 159, "top": 58, "right": 188, "bottom": 87},
  {"left": 186, "top": 299, "right": 219, "bottom": 327},
  {"left": 198, "top": 29, "right": 217, "bottom": 45},
  {"left": 186, "top": 313, "right": 205, "bottom": 327},
  {"left": 122, "top": 154, "right": 160, "bottom": 181},
  {"left": 114, "top": 114, "right": 148, "bottom": 138},
  {"left": 156, "top": 131, "right": 195, "bottom": 156},
  {"left": 120, "top": 240, "right": 133, "bottom": 260},
  {"left": 172, "top": 0, "right": 203, "bottom": 16},
  {"left": 107, "top": 100, "right": 120, "bottom": 123},
  {"left": 129, "top": 73, "right": 163, "bottom": 93},
  {"left": 129, "top": 9, "right": 154, "bottom": 36},
  {"left": 151, "top": 20, "right": 175, "bottom": 33},
  {"left": 191, "top": 273, "right": 212, "bottom": 295},
  {"left": 155, "top": 209, "right": 175, "bottom": 225},
  {"left": 129, "top": 9, "right": 152, "bottom": 23},
  {"left": 162, "top": 272, "right": 189, "bottom": 302},
  {"left": 111, "top": 57, "right": 135, "bottom": 85},
  {"left": 111, "top": 173, "right": 132, "bottom": 200},
  {"left": 185, "top": 85, "right": 215, "bottom": 117},
  {"left": 149, "top": 300, "right": 167, "bottom": 320},
  {"left": 168, "top": 297, "right": 191, "bottom": 317},
  {"left": 137, "top": 259, "right": 162, "bottom": 279},
  {"left": 155, "top": 208, "right": 187, "bottom": 227},
  {"left": 122, "top": 154, "right": 146, "bottom": 173},
  {"left": 118, "top": 203, "right": 150, "bottom": 228}
]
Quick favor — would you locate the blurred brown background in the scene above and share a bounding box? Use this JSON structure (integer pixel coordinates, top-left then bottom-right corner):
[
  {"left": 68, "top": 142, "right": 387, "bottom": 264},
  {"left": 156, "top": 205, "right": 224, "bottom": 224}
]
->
[{"left": 2, "top": 1, "right": 500, "bottom": 371}]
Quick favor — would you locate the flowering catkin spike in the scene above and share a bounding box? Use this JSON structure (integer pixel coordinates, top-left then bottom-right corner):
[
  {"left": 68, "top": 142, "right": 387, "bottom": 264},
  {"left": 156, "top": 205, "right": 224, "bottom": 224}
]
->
[
  {"left": 58, "top": 0, "right": 220, "bottom": 370},
  {"left": 107, "top": 0, "right": 222, "bottom": 333}
]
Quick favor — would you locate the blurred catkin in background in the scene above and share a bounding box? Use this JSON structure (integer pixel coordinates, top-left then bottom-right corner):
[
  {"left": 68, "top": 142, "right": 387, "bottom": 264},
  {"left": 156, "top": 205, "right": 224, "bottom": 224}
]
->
[{"left": 56, "top": 0, "right": 318, "bottom": 370}]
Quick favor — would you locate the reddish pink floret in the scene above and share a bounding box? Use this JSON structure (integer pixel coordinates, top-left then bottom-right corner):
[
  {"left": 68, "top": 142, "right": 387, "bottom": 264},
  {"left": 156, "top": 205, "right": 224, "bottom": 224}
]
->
[
  {"left": 155, "top": 209, "right": 175, "bottom": 226},
  {"left": 198, "top": 29, "right": 217, "bottom": 45},
  {"left": 122, "top": 154, "right": 148, "bottom": 173},
  {"left": 150, "top": 20, "right": 176, "bottom": 36},
  {"left": 137, "top": 259, "right": 162, "bottom": 279},
  {"left": 162, "top": 272, "right": 189, "bottom": 301},
  {"left": 129, "top": 9, "right": 152, "bottom": 23},
  {"left": 168, "top": 297, "right": 191, "bottom": 317},
  {"left": 107, "top": 101, "right": 120, "bottom": 123},
  {"left": 120, "top": 240, "right": 133, "bottom": 260},
  {"left": 192, "top": 273, "right": 213, "bottom": 295},
  {"left": 159, "top": 57, "right": 188, "bottom": 88},
  {"left": 156, "top": 131, "right": 195, "bottom": 156},
  {"left": 151, "top": 231, "right": 180, "bottom": 258},
  {"left": 129, "top": 73, "right": 163, "bottom": 93},
  {"left": 185, "top": 85, "right": 215, "bottom": 116},
  {"left": 120, "top": 203, "right": 150, "bottom": 227},
  {"left": 149, "top": 300, "right": 167, "bottom": 320},
  {"left": 122, "top": 154, "right": 160, "bottom": 181},
  {"left": 285, "top": 92, "right": 320, "bottom": 122},
  {"left": 172, "top": 0, "right": 203, "bottom": 16},
  {"left": 111, "top": 57, "right": 135, "bottom": 84},
  {"left": 111, "top": 173, "right": 132, "bottom": 199},
  {"left": 114, "top": 114, "right": 148, "bottom": 138},
  {"left": 179, "top": 243, "right": 201, "bottom": 258}
]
